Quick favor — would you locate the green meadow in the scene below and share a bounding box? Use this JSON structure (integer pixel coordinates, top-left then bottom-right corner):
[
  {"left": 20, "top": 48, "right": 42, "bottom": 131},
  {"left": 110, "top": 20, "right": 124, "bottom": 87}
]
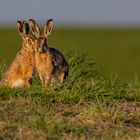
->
[
  {"left": 0, "top": 28, "right": 140, "bottom": 139},
  {"left": 1, "top": 28, "right": 140, "bottom": 82}
]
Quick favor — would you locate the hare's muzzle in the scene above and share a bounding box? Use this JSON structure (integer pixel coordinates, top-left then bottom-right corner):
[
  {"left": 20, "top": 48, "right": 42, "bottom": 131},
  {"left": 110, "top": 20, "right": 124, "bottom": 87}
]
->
[{"left": 38, "top": 46, "right": 46, "bottom": 53}]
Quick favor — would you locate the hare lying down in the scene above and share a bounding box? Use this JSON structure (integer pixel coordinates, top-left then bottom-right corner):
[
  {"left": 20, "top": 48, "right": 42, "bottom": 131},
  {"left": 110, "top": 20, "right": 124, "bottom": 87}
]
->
[
  {"left": 29, "top": 19, "right": 69, "bottom": 86},
  {"left": 0, "top": 21, "right": 35, "bottom": 88}
]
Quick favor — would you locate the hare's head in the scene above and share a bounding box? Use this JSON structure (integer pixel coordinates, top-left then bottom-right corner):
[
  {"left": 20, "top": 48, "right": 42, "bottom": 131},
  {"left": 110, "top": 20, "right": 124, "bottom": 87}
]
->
[
  {"left": 17, "top": 20, "right": 35, "bottom": 50},
  {"left": 29, "top": 19, "right": 53, "bottom": 53}
]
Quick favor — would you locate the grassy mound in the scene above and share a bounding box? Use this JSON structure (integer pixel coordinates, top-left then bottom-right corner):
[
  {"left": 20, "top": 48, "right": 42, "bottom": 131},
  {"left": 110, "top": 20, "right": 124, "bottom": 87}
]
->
[{"left": 0, "top": 51, "right": 140, "bottom": 140}]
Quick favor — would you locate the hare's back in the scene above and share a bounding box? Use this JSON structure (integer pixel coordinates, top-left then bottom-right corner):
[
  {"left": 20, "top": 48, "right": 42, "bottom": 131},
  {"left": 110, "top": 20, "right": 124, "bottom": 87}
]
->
[{"left": 47, "top": 47, "right": 68, "bottom": 68}]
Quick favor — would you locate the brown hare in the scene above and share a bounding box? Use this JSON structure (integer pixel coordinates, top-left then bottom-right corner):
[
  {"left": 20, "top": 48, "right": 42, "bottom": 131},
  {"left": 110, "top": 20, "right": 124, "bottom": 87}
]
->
[
  {"left": 0, "top": 21, "right": 36, "bottom": 88},
  {"left": 29, "top": 19, "right": 69, "bottom": 86}
]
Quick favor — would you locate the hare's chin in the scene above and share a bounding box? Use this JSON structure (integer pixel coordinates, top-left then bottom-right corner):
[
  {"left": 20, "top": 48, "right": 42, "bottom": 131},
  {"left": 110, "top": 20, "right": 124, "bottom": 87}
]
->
[
  {"left": 11, "top": 79, "right": 25, "bottom": 88},
  {"left": 38, "top": 48, "right": 45, "bottom": 53}
]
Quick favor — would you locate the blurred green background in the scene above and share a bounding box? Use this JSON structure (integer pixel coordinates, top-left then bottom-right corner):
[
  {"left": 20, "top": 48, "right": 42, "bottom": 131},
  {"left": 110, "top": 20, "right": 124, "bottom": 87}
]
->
[{"left": 0, "top": 28, "right": 140, "bottom": 83}]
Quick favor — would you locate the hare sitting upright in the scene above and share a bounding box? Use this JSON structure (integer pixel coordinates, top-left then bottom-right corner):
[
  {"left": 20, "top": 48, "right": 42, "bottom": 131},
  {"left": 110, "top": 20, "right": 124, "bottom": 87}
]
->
[
  {"left": 29, "top": 19, "right": 69, "bottom": 86},
  {"left": 0, "top": 21, "right": 36, "bottom": 88}
]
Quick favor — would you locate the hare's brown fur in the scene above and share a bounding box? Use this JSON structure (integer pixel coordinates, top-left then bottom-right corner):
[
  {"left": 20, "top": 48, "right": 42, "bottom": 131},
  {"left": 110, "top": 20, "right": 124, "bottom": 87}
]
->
[
  {"left": 0, "top": 21, "right": 35, "bottom": 88},
  {"left": 35, "top": 50, "right": 54, "bottom": 85},
  {"left": 29, "top": 19, "right": 69, "bottom": 86}
]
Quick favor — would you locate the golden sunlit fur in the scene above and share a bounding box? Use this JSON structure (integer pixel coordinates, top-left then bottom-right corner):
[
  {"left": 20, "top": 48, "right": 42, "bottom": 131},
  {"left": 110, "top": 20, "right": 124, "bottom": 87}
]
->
[
  {"left": 35, "top": 50, "right": 54, "bottom": 85},
  {"left": 0, "top": 21, "right": 35, "bottom": 87},
  {"left": 29, "top": 19, "right": 69, "bottom": 86}
]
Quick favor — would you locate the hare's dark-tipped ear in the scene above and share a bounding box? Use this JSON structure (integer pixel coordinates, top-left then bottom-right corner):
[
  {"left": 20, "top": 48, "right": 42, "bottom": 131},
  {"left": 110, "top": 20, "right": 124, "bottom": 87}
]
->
[
  {"left": 29, "top": 19, "right": 41, "bottom": 38},
  {"left": 17, "top": 21, "right": 24, "bottom": 36},
  {"left": 22, "top": 20, "right": 29, "bottom": 36},
  {"left": 44, "top": 19, "right": 53, "bottom": 38}
]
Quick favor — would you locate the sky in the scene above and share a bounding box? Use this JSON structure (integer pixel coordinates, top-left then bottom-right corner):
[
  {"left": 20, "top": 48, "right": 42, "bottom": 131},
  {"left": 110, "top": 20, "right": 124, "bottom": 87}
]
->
[{"left": 0, "top": 0, "right": 140, "bottom": 27}]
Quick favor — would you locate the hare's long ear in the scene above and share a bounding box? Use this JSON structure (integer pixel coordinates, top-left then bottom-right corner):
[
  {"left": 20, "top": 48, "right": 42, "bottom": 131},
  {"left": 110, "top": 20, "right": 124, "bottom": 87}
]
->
[
  {"left": 44, "top": 19, "right": 53, "bottom": 38},
  {"left": 23, "top": 20, "right": 29, "bottom": 36},
  {"left": 29, "top": 19, "right": 41, "bottom": 38},
  {"left": 17, "top": 21, "right": 24, "bottom": 37}
]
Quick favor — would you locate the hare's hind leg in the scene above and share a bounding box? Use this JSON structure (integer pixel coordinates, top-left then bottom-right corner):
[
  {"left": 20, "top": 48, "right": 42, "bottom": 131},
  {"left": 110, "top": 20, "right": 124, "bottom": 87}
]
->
[
  {"left": 11, "top": 79, "right": 25, "bottom": 88},
  {"left": 24, "top": 79, "right": 32, "bottom": 87},
  {"left": 58, "top": 70, "right": 68, "bottom": 83},
  {"left": 24, "top": 82, "right": 30, "bottom": 87},
  {"left": 12, "top": 79, "right": 31, "bottom": 88},
  {"left": 58, "top": 72, "right": 65, "bottom": 83}
]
